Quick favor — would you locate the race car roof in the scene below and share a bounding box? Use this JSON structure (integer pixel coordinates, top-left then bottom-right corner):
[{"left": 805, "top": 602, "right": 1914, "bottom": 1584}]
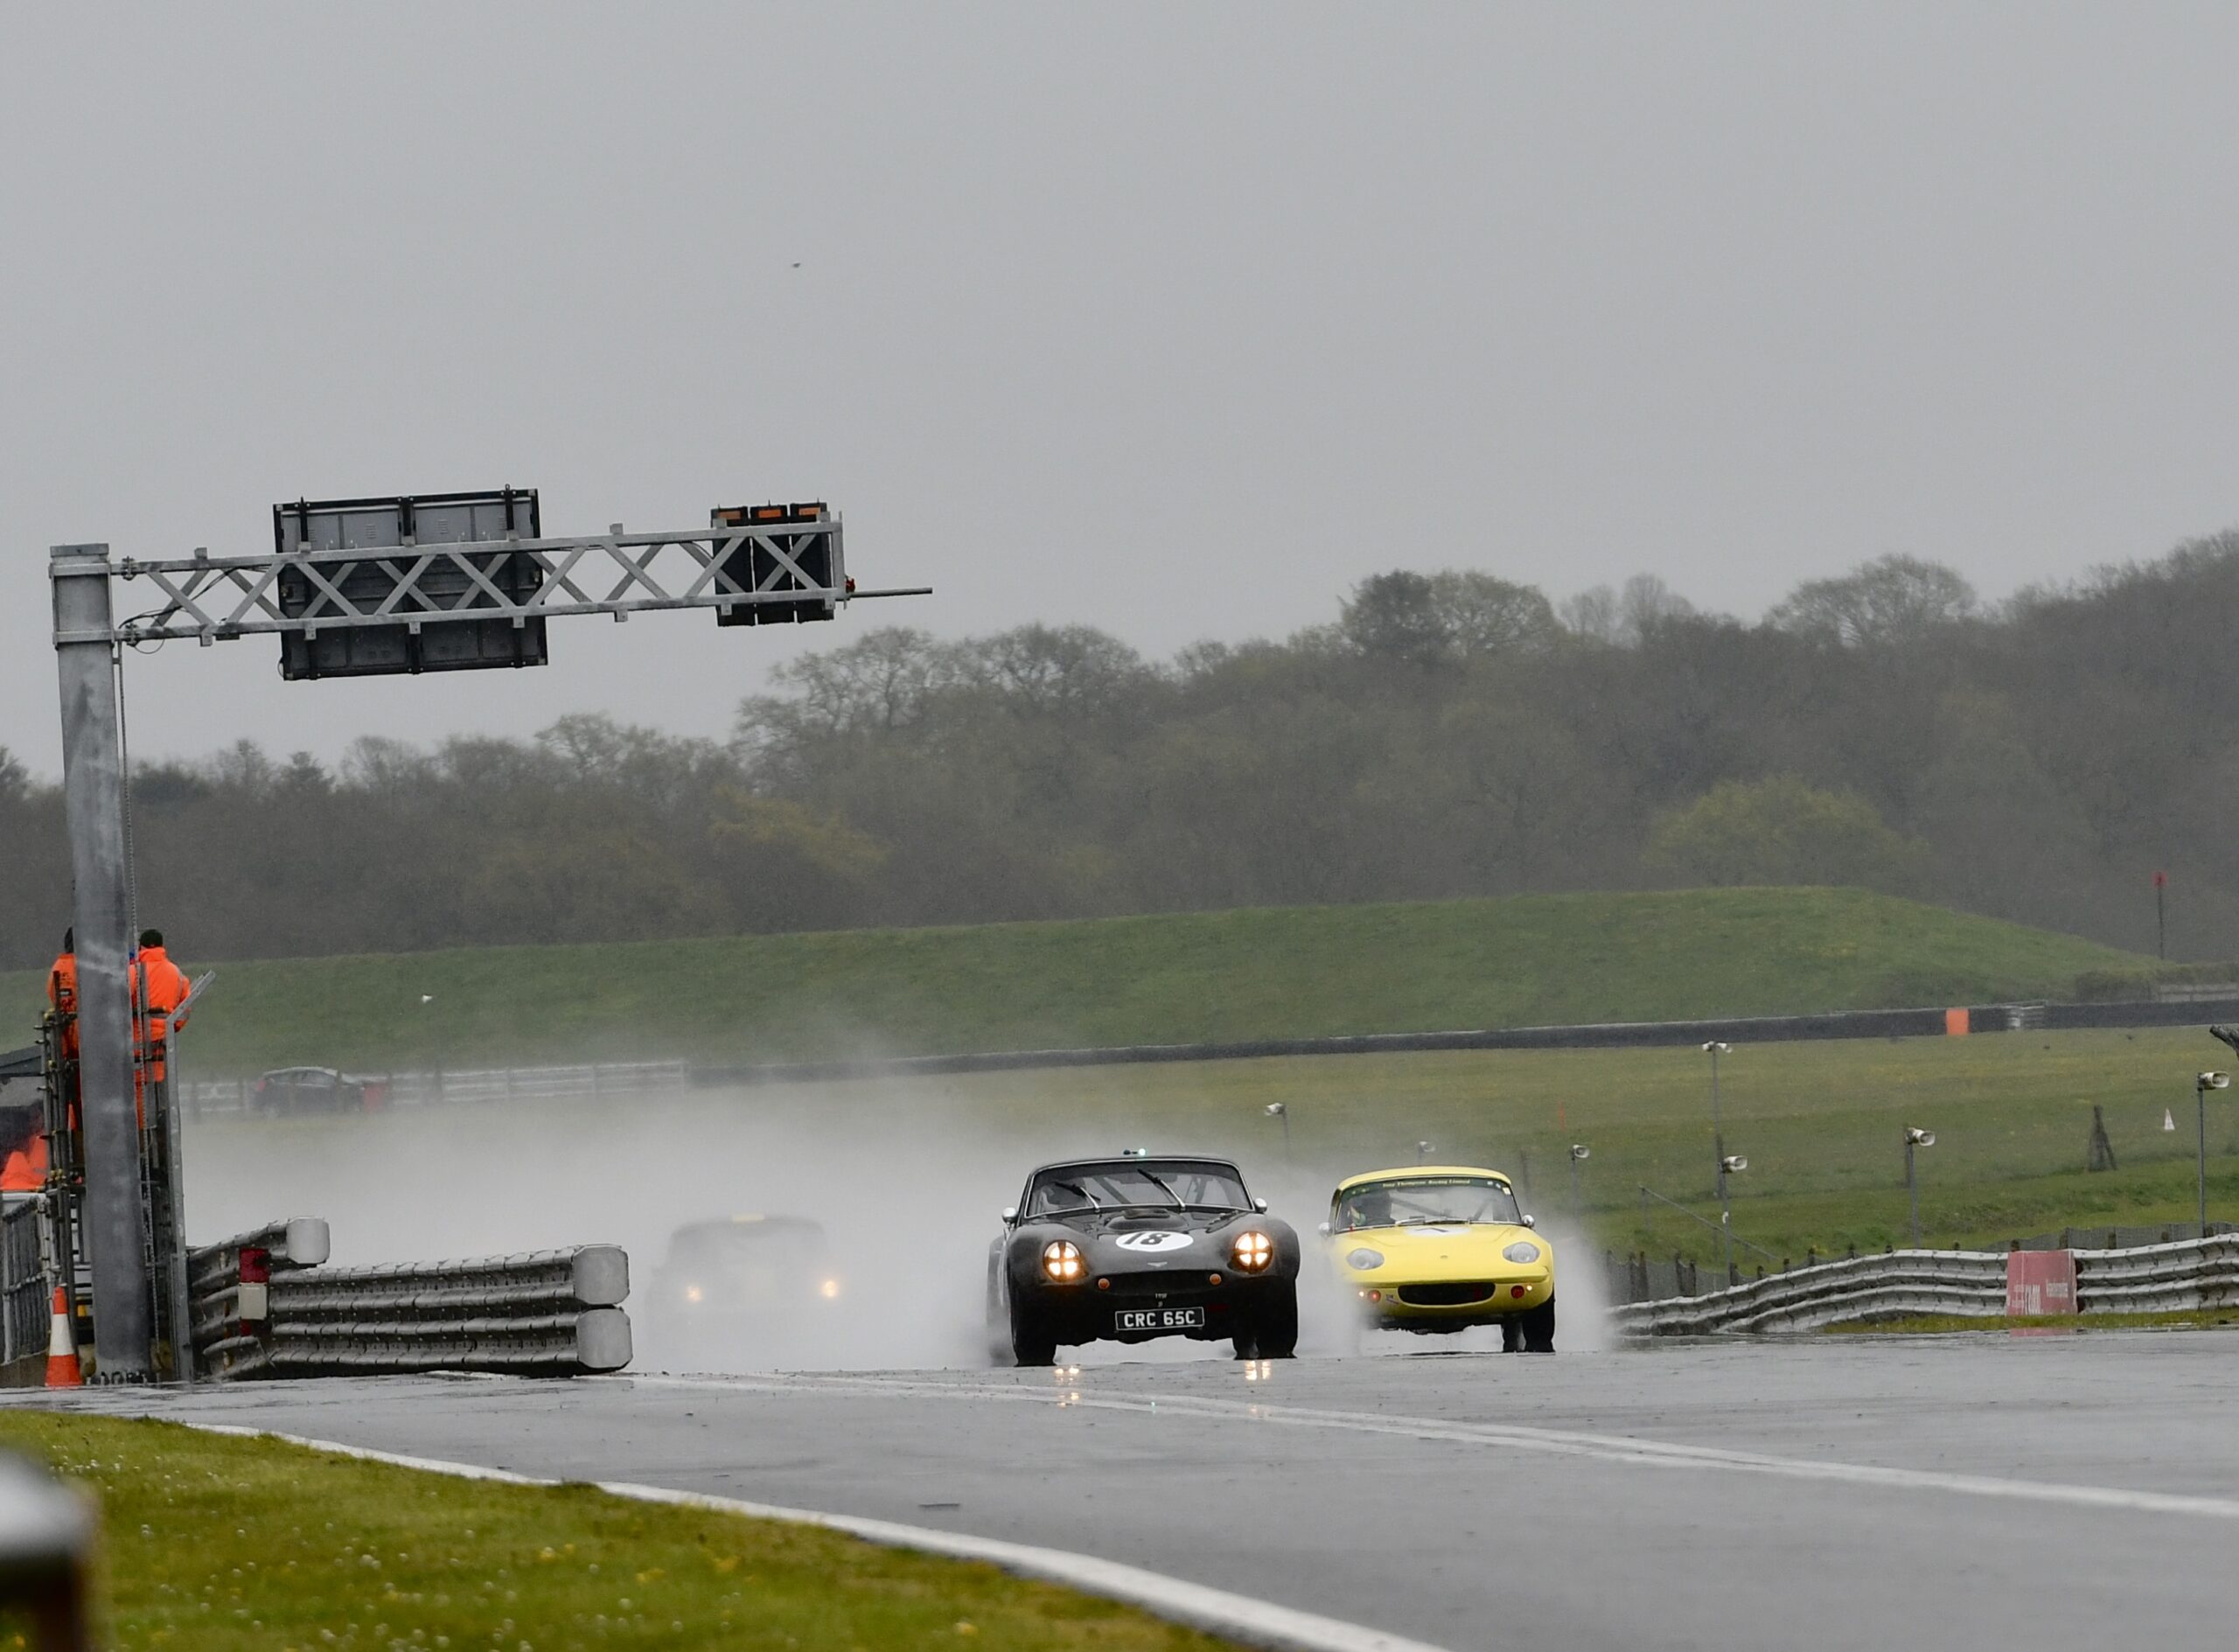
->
[
  {"left": 1025, "top": 1153, "right": 1245, "bottom": 1179},
  {"left": 1332, "top": 1166, "right": 1515, "bottom": 1193}
]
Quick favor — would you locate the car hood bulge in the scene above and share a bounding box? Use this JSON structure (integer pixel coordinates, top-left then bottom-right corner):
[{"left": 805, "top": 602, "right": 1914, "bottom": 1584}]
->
[{"left": 1333, "top": 1223, "right": 1549, "bottom": 1281}]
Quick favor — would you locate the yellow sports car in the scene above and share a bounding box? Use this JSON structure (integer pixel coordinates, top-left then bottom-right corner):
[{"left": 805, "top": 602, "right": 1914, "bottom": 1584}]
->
[{"left": 1325, "top": 1166, "right": 1556, "bottom": 1351}]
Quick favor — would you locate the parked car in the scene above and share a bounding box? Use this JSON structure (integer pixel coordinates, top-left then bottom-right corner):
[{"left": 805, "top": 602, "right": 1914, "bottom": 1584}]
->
[{"left": 250, "top": 1066, "right": 387, "bottom": 1115}]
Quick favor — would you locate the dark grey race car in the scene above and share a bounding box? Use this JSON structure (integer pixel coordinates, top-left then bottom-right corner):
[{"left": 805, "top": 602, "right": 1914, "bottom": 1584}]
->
[{"left": 986, "top": 1153, "right": 1301, "bottom": 1365}]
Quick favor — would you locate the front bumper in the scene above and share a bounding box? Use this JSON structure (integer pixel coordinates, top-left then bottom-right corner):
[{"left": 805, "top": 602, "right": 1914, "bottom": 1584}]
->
[
  {"left": 1349, "top": 1269, "right": 1553, "bottom": 1325},
  {"left": 1024, "top": 1266, "right": 1293, "bottom": 1344}
]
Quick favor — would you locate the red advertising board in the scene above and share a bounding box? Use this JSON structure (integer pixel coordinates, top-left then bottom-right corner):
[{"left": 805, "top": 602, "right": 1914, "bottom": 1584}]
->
[{"left": 2006, "top": 1250, "right": 2077, "bottom": 1316}]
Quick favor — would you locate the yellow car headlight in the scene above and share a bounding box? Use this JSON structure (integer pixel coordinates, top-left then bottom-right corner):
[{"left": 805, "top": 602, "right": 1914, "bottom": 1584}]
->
[
  {"left": 684, "top": 1284, "right": 703, "bottom": 1304},
  {"left": 1503, "top": 1242, "right": 1544, "bottom": 1265},
  {"left": 1231, "top": 1230, "right": 1276, "bottom": 1273},
  {"left": 1345, "top": 1247, "right": 1385, "bottom": 1270},
  {"left": 820, "top": 1278, "right": 841, "bottom": 1300},
  {"left": 1041, "top": 1240, "right": 1085, "bottom": 1283}
]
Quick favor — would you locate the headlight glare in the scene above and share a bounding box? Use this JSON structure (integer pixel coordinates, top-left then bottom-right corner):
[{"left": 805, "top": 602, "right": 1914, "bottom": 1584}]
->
[
  {"left": 1041, "top": 1240, "right": 1085, "bottom": 1283},
  {"left": 1503, "top": 1241, "right": 1544, "bottom": 1265},
  {"left": 1231, "top": 1230, "right": 1276, "bottom": 1273},
  {"left": 1346, "top": 1248, "right": 1385, "bottom": 1270}
]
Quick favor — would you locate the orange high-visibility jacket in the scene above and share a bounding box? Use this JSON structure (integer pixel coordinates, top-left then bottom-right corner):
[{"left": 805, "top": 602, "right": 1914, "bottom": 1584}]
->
[
  {"left": 46, "top": 951, "right": 77, "bottom": 1058},
  {"left": 1, "top": 1135, "right": 47, "bottom": 1192},
  {"left": 130, "top": 946, "right": 192, "bottom": 1078}
]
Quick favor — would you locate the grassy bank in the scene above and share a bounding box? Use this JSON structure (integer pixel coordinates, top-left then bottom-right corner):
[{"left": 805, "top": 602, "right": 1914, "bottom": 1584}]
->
[
  {"left": 0, "top": 1411, "right": 1238, "bottom": 1652},
  {"left": 0, "top": 889, "right": 2151, "bottom": 1076},
  {"left": 637, "top": 1023, "right": 2239, "bottom": 1265}
]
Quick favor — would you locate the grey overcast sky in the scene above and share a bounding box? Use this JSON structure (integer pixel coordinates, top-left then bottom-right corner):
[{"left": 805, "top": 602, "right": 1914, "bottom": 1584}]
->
[{"left": 6, "top": 3, "right": 2239, "bottom": 774}]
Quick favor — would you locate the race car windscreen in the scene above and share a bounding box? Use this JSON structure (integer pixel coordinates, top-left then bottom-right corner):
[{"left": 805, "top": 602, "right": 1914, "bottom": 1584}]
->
[
  {"left": 1027, "top": 1161, "right": 1251, "bottom": 1216},
  {"left": 667, "top": 1220, "right": 827, "bottom": 1271},
  {"left": 1335, "top": 1176, "right": 1522, "bottom": 1230}
]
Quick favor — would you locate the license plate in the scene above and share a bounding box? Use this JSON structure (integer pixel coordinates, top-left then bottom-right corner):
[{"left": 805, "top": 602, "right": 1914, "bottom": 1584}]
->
[{"left": 1116, "top": 1307, "right": 1205, "bottom": 1332}]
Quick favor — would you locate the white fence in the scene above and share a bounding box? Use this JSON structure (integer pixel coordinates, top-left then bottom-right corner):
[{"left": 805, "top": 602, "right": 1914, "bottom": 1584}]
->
[{"left": 181, "top": 1060, "right": 688, "bottom": 1115}]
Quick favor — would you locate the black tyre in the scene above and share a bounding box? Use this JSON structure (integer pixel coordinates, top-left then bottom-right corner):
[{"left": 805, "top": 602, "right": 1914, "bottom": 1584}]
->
[
  {"left": 1009, "top": 1300, "right": 1057, "bottom": 1367},
  {"left": 1500, "top": 1317, "right": 1524, "bottom": 1354},
  {"left": 1521, "top": 1295, "right": 1556, "bottom": 1354},
  {"left": 1234, "top": 1286, "right": 1300, "bottom": 1359}
]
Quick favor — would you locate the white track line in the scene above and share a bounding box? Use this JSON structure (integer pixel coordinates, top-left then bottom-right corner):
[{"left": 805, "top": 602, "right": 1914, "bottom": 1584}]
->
[
  {"left": 184, "top": 1423, "right": 1447, "bottom": 1652},
  {"left": 614, "top": 1370, "right": 2239, "bottom": 1523}
]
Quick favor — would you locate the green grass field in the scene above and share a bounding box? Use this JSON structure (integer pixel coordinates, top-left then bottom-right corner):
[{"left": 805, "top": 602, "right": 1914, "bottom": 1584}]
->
[
  {"left": 785, "top": 1024, "right": 2239, "bottom": 1265},
  {"left": 0, "top": 889, "right": 2152, "bottom": 1076},
  {"left": 0, "top": 1412, "right": 1238, "bottom": 1652}
]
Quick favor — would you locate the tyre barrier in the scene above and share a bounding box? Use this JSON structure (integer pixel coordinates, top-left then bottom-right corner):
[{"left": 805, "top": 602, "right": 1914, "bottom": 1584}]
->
[
  {"left": 192, "top": 1228, "right": 631, "bottom": 1379},
  {"left": 1608, "top": 1236, "right": 2239, "bottom": 1335}
]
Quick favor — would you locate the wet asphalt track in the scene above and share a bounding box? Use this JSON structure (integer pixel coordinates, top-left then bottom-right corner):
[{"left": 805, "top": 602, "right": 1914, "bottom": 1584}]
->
[{"left": 22, "top": 1330, "right": 2239, "bottom": 1651}]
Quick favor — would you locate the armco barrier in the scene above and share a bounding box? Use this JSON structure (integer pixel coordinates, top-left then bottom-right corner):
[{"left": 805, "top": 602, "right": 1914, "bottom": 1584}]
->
[
  {"left": 192, "top": 1227, "right": 631, "bottom": 1379},
  {"left": 2072, "top": 1234, "right": 2239, "bottom": 1314},
  {"left": 1608, "top": 1249, "right": 2010, "bottom": 1335},
  {"left": 690, "top": 995, "right": 2239, "bottom": 1086},
  {"left": 189, "top": 1217, "right": 333, "bottom": 1371},
  {"left": 1608, "top": 1236, "right": 2239, "bottom": 1335}
]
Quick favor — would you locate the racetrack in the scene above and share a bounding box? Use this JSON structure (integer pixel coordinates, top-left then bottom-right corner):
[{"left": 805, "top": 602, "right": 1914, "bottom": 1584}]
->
[{"left": 24, "top": 1331, "right": 2239, "bottom": 1651}]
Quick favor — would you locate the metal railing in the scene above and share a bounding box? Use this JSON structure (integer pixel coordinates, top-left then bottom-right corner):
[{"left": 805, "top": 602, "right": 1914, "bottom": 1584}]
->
[
  {"left": 191, "top": 1225, "right": 631, "bottom": 1378},
  {"left": 1608, "top": 1234, "right": 2239, "bottom": 1335},
  {"left": 0, "top": 1198, "right": 50, "bottom": 1370}
]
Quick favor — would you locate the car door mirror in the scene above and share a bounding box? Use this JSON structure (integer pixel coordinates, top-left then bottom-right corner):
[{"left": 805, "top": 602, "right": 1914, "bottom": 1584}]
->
[
  {"left": 1001, "top": 1206, "right": 1018, "bottom": 1223},
  {"left": 1316, "top": 1221, "right": 1331, "bottom": 1237},
  {"left": 1520, "top": 1214, "right": 1536, "bottom": 1228},
  {"left": 1254, "top": 1197, "right": 1270, "bottom": 1213}
]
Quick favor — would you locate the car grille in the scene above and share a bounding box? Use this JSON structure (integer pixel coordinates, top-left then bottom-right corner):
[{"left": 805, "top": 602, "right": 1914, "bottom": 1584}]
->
[
  {"left": 1100, "top": 1274, "right": 1218, "bottom": 1300},
  {"left": 1396, "top": 1281, "right": 1497, "bottom": 1307}
]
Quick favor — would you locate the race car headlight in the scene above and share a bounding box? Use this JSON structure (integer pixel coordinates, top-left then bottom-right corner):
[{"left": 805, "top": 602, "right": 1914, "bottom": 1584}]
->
[
  {"left": 684, "top": 1284, "right": 703, "bottom": 1304},
  {"left": 1041, "top": 1241, "right": 1085, "bottom": 1283},
  {"left": 1231, "top": 1230, "right": 1276, "bottom": 1273},
  {"left": 820, "top": 1278, "right": 841, "bottom": 1300},
  {"left": 1503, "top": 1242, "right": 1544, "bottom": 1265},
  {"left": 1345, "top": 1248, "right": 1385, "bottom": 1271}
]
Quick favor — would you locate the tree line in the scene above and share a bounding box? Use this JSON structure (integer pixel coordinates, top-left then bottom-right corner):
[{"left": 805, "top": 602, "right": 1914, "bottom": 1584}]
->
[{"left": 4, "top": 536, "right": 2237, "bottom": 971}]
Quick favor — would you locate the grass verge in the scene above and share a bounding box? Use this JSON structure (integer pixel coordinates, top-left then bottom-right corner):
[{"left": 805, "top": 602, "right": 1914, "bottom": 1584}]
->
[
  {"left": 0, "top": 887, "right": 2150, "bottom": 1074},
  {"left": 0, "top": 1412, "right": 1238, "bottom": 1652}
]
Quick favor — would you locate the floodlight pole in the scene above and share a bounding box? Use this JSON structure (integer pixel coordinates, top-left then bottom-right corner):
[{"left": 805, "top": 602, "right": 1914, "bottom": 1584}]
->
[
  {"left": 1905, "top": 1135, "right": 1921, "bottom": 1249},
  {"left": 1704, "top": 1042, "right": 1731, "bottom": 1278},
  {"left": 2200, "top": 1077, "right": 2213, "bottom": 1238},
  {"left": 47, "top": 545, "right": 153, "bottom": 1382}
]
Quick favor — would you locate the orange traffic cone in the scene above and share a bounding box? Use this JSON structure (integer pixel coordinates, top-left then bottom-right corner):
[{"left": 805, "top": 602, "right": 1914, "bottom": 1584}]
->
[{"left": 44, "top": 1286, "right": 81, "bottom": 1388}]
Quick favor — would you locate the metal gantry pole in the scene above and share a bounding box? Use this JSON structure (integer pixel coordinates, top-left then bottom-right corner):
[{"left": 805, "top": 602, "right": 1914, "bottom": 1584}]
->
[{"left": 48, "top": 545, "right": 154, "bottom": 1381}]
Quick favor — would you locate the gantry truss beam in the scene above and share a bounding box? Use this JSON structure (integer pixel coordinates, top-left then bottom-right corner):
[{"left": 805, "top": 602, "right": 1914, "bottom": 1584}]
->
[{"left": 59, "top": 523, "right": 925, "bottom": 646}]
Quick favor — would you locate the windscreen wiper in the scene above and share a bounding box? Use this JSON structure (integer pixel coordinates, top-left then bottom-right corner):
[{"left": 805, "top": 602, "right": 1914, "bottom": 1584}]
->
[
  {"left": 1052, "top": 1180, "right": 1102, "bottom": 1212},
  {"left": 1140, "top": 1172, "right": 1185, "bottom": 1209}
]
